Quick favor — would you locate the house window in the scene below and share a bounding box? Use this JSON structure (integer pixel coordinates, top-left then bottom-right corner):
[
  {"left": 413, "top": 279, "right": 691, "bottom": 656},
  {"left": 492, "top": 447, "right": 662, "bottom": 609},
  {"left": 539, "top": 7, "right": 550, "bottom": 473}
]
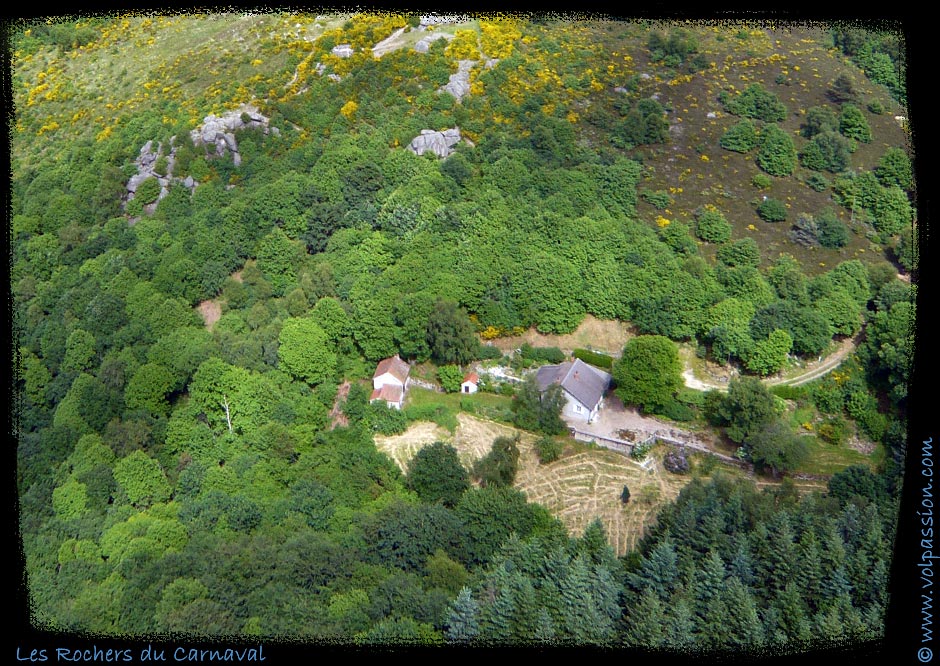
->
[{"left": 575, "top": 404, "right": 582, "bottom": 413}]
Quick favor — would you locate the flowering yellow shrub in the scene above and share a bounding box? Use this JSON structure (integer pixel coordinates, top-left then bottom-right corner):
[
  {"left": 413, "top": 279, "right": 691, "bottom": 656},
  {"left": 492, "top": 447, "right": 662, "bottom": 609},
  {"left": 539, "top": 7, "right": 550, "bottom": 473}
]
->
[
  {"left": 340, "top": 100, "right": 358, "bottom": 119},
  {"left": 446, "top": 29, "right": 481, "bottom": 60}
]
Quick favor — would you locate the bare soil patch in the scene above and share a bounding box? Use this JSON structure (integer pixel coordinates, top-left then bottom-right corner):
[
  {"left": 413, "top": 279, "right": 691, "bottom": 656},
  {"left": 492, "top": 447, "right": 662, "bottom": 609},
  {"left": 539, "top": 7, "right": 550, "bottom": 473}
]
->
[
  {"left": 487, "top": 315, "right": 634, "bottom": 356},
  {"left": 329, "top": 381, "right": 351, "bottom": 430},
  {"left": 197, "top": 300, "right": 222, "bottom": 331}
]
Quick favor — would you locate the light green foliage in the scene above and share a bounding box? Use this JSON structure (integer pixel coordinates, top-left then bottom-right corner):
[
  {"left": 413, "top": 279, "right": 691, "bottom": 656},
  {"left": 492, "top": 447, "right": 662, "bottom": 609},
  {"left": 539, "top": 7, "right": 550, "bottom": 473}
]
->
[
  {"left": 155, "top": 578, "right": 211, "bottom": 632},
  {"left": 745, "top": 329, "right": 792, "bottom": 376},
  {"left": 134, "top": 177, "right": 161, "bottom": 204},
  {"left": 722, "top": 83, "right": 787, "bottom": 122},
  {"left": 311, "top": 297, "right": 352, "bottom": 345},
  {"left": 277, "top": 317, "right": 336, "bottom": 386},
  {"left": 57, "top": 538, "right": 102, "bottom": 565},
  {"left": 22, "top": 352, "right": 52, "bottom": 405},
  {"left": 62, "top": 329, "right": 97, "bottom": 374},
  {"left": 437, "top": 365, "right": 464, "bottom": 393},
  {"left": 52, "top": 479, "right": 88, "bottom": 519},
  {"left": 614, "top": 335, "right": 683, "bottom": 413},
  {"left": 124, "top": 362, "right": 176, "bottom": 415},
  {"left": 67, "top": 433, "right": 116, "bottom": 476},
  {"left": 99, "top": 504, "right": 187, "bottom": 562},
  {"left": 816, "top": 288, "right": 862, "bottom": 336},
  {"left": 113, "top": 451, "right": 171, "bottom": 507},
  {"left": 695, "top": 207, "right": 732, "bottom": 243},
  {"left": 255, "top": 228, "right": 303, "bottom": 296},
  {"left": 717, "top": 238, "right": 761, "bottom": 268}
]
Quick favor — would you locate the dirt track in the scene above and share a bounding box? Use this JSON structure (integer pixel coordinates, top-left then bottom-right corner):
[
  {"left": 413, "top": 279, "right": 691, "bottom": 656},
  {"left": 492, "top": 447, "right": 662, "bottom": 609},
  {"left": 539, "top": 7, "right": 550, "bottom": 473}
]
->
[{"left": 683, "top": 334, "right": 860, "bottom": 392}]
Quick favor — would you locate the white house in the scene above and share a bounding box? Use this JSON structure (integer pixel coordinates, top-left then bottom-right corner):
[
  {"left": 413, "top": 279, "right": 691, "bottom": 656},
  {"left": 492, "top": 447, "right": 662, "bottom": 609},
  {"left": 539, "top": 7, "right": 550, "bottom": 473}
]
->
[
  {"left": 535, "top": 358, "right": 611, "bottom": 423},
  {"left": 461, "top": 372, "right": 479, "bottom": 394},
  {"left": 370, "top": 354, "right": 411, "bottom": 410}
]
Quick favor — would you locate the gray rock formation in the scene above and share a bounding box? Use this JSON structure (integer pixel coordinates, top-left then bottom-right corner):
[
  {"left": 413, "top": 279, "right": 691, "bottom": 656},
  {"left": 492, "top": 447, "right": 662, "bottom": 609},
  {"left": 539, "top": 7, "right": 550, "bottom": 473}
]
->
[
  {"left": 407, "top": 128, "right": 462, "bottom": 158},
  {"left": 440, "top": 59, "right": 475, "bottom": 101},
  {"left": 414, "top": 32, "right": 450, "bottom": 53},
  {"left": 189, "top": 104, "right": 275, "bottom": 167},
  {"left": 331, "top": 44, "right": 354, "bottom": 58},
  {"left": 125, "top": 105, "right": 277, "bottom": 214}
]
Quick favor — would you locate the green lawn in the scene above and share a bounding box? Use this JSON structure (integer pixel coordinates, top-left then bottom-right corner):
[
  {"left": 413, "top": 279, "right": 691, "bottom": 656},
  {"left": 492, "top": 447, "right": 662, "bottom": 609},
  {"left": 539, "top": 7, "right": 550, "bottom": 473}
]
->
[
  {"left": 406, "top": 386, "right": 514, "bottom": 424},
  {"left": 795, "top": 436, "right": 880, "bottom": 476}
]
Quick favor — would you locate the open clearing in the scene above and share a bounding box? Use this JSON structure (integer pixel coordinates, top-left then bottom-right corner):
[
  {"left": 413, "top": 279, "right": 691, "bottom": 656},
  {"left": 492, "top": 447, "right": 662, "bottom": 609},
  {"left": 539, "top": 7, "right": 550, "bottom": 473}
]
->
[
  {"left": 375, "top": 412, "right": 694, "bottom": 556},
  {"left": 487, "top": 315, "right": 635, "bottom": 356}
]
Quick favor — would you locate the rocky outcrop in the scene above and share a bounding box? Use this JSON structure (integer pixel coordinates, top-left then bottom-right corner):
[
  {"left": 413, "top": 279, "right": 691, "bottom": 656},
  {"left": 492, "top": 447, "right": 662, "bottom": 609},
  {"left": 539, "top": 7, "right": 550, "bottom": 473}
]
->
[
  {"left": 125, "top": 105, "right": 277, "bottom": 214},
  {"left": 125, "top": 140, "right": 175, "bottom": 212},
  {"left": 407, "top": 128, "right": 462, "bottom": 158},
  {"left": 189, "top": 104, "right": 276, "bottom": 167},
  {"left": 331, "top": 44, "right": 354, "bottom": 58},
  {"left": 413, "top": 32, "right": 450, "bottom": 53},
  {"left": 440, "top": 59, "right": 475, "bottom": 101}
]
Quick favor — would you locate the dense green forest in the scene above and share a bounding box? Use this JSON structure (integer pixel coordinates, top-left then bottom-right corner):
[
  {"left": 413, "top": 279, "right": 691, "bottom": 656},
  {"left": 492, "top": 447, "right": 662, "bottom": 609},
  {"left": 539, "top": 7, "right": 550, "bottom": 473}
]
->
[{"left": 10, "top": 13, "right": 914, "bottom": 653}]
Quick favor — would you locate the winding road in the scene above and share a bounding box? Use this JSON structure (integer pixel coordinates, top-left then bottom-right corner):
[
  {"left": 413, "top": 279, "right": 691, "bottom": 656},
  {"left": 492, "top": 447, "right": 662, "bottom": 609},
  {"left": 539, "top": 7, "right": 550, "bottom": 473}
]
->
[{"left": 683, "top": 333, "right": 861, "bottom": 392}]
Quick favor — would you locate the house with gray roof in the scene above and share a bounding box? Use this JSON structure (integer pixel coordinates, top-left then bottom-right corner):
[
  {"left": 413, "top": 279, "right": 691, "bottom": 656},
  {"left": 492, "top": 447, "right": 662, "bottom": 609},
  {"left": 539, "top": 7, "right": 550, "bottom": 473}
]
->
[{"left": 535, "top": 358, "right": 611, "bottom": 424}]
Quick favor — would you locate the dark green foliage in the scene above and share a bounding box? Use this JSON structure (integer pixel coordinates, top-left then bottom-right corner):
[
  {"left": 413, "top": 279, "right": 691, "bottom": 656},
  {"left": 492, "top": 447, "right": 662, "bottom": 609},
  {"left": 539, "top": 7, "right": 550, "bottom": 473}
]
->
[
  {"left": 757, "top": 198, "right": 788, "bottom": 222},
  {"left": 805, "top": 173, "right": 831, "bottom": 192},
  {"left": 535, "top": 436, "right": 562, "bottom": 464},
  {"left": 572, "top": 348, "right": 613, "bottom": 369},
  {"left": 828, "top": 465, "right": 886, "bottom": 505},
  {"left": 472, "top": 435, "right": 521, "bottom": 488},
  {"left": 613, "top": 335, "right": 682, "bottom": 414},
  {"left": 620, "top": 98, "right": 670, "bottom": 148},
  {"left": 718, "top": 377, "right": 778, "bottom": 443},
  {"left": 876, "top": 147, "right": 913, "bottom": 189},
  {"left": 512, "top": 375, "right": 566, "bottom": 435},
  {"left": 800, "top": 131, "right": 853, "bottom": 173},
  {"left": 406, "top": 442, "right": 470, "bottom": 507},
  {"left": 750, "top": 300, "right": 833, "bottom": 357},
  {"left": 816, "top": 209, "right": 850, "bottom": 249},
  {"left": 454, "top": 487, "right": 543, "bottom": 566},
  {"left": 839, "top": 104, "right": 872, "bottom": 143},
  {"left": 744, "top": 420, "right": 810, "bottom": 476},
  {"left": 721, "top": 83, "right": 788, "bottom": 122},
  {"left": 426, "top": 300, "right": 479, "bottom": 366},
  {"left": 757, "top": 124, "right": 797, "bottom": 176},
  {"left": 801, "top": 106, "right": 839, "bottom": 139},
  {"left": 719, "top": 119, "right": 759, "bottom": 153},
  {"left": 519, "top": 344, "right": 566, "bottom": 365},
  {"left": 828, "top": 73, "right": 859, "bottom": 104},
  {"left": 663, "top": 448, "right": 690, "bottom": 474}
]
